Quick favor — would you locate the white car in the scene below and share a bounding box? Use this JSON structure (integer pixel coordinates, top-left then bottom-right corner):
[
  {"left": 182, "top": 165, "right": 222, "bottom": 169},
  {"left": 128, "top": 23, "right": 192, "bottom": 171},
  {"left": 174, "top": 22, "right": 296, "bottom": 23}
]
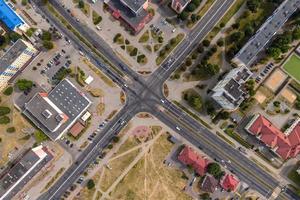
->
[{"left": 176, "top": 126, "right": 181, "bottom": 131}]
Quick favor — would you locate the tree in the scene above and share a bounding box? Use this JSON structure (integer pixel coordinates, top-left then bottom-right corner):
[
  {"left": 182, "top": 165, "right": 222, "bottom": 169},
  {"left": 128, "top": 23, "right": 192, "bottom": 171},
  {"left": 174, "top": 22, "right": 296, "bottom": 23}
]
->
[
  {"left": 22, "top": 0, "right": 27, "bottom": 5},
  {"left": 202, "top": 39, "right": 211, "bottom": 47},
  {"left": 41, "top": 31, "right": 52, "bottom": 41},
  {"left": 200, "top": 193, "right": 210, "bottom": 200},
  {"left": 246, "top": 0, "right": 261, "bottom": 12},
  {"left": 78, "top": 0, "right": 85, "bottom": 8},
  {"left": 9, "top": 32, "right": 21, "bottom": 42},
  {"left": 192, "top": 0, "right": 200, "bottom": 7},
  {"left": 185, "top": 91, "right": 203, "bottom": 111},
  {"left": 0, "top": 116, "right": 10, "bottom": 124},
  {"left": 187, "top": 3, "right": 196, "bottom": 12},
  {"left": 266, "top": 47, "right": 281, "bottom": 59},
  {"left": 217, "top": 39, "right": 224, "bottom": 47},
  {"left": 0, "top": 35, "right": 6, "bottom": 46},
  {"left": 229, "top": 31, "right": 243, "bottom": 42},
  {"left": 43, "top": 41, "right": 54, "bottom": 50},
  {"left": 3, "top": 86, "right": 13, "bottom": 96},
  {"left": 0, "top": 107, "right": 10, "bottom": 116},
  {"left": 207, "top": 163, "right": 223, "bottom": 179},
  {"left": 6, "top": 127, "right": 16, "bottom": 133},
  {"left": 86, "top": 179, "right": 95, "bottom": 189},
  {"left": 292, "top": 27, "right": 300, "bottom": 40},
  {"left": 244, "top": 24, "right": 254, "bottom": 37},
  {"left": 178, "top": 11, "right": 189, "bottom": 21},
  {"left": 16, "top": 79, "right": 33, "bottom": 91}
]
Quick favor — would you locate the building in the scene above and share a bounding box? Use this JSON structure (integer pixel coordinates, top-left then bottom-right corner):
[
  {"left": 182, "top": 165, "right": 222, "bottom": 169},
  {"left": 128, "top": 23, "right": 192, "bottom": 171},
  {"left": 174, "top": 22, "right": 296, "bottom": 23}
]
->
[
  {"left": 220, "top": 174, "right": 239, "bottom": 192},
  {"left": 105, "top": 0, "right": 152, "bottom": 34},
  {"left": 178, "top": 146, "right": 210, "bottom": 176},
  {"left": 0, "top": 0, "right": 29, "bottom": 32},
  {"left": 296, "top": 45, "right": 300, "bottom": 56},
  {"left": 69, "top": 121, "right": 85, "bottom": 138},
  {"left": 171, "top": 0, "right": 191, "bottom": 13},
  {"left": 232, "top": 0, "right": 300, "bottom": 67},
  {"left": 23, "top": 79, "right": 92, "bottom": 140},
  {"left": 211, "top": 66, "right": 252, "bottom": 111},
  {"left": 0, "top": 39, "right": 37, "bottom": 91},
  {"left": 245, "top": 114, "right": 300, "bottom": 160},
  {"left": 0, "top": 146, "right": 52, "bottom": 200},
  {"left": 201, "top": 175, "right": 218, "bottom": 193}
]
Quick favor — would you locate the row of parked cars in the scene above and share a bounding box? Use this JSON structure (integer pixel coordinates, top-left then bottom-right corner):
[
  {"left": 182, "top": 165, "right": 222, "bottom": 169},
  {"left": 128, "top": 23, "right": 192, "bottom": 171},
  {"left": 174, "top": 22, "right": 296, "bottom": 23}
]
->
[{"left": 255, "top": 62, "right": 274, "bottom": 83}]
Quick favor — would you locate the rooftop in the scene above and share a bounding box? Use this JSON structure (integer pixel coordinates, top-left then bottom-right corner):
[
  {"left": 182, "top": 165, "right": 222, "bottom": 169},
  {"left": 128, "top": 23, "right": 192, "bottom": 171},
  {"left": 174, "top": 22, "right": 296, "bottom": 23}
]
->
[
  {"left": 0, "top": 146, "right": 52, "bottom": 200},
  {"left": 0, "top": 0, "right": 25, "bottom": 30},
  {"left": 120, "top": 0, "right": 147, "bottom": 13},
  {"left": 220, "top": 174, "right": 239, "bottom": 191},
  {"left": 0, "top": 39, "right": 33, "bottom": 73},
  {"left": 233, "top": 0, "right": 300, "bottom": 67},
  {"left": 24, "top": 79, "right": 91, "bottom": 140},
  {"left": 201, "top": 175, "right": 218, "bottom": 193},
  {"left": 246, "top": 114, "right": 300, "bottom": 160},
  {"left": 107, "top": 0, "right": 149, "bottom": 28},
  {"left": 178, "top": 146, "right": 210, "bottom": 176},
  {"left": 69, "top": 121, "right": 85, "bottom": 138}
]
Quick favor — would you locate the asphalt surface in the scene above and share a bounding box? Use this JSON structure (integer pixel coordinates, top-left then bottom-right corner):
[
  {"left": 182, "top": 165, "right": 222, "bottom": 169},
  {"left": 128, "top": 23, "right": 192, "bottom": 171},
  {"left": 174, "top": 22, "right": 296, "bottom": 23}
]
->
[{"left": 31, "top": 0, "right": 299, "bottom": 199}]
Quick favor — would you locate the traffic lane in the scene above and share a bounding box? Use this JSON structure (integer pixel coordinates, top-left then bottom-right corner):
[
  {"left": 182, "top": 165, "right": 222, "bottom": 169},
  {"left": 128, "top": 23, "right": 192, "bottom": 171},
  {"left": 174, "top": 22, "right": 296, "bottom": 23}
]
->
[
  {"left": 38, "top": 103, "right": 139, "bottom": 200},
  {"left": 47, "top": 0, "right": 139, "bottom": 81},
  {"left": 148, "top": 107, "right": 278, "bottom": 198},
  {"left": 161, "top": 99, "right": 279, "bottom": 186}
]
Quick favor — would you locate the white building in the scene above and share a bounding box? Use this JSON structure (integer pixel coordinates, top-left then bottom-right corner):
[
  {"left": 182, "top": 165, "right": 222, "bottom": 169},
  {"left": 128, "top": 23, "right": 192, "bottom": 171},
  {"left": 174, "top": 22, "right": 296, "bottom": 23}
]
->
[
  {"left": 0, "top": 39, "right": 37, "bottom": 91},
  {"left": 211, "top": 66, "right": 252, "bottom": 111}
]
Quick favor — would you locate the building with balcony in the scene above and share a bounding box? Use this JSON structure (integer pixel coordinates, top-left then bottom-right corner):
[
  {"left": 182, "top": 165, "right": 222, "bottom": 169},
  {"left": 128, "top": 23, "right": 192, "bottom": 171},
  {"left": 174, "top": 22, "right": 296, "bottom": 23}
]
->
[{"left": 211, "top": 66, "right": 252, "bottom": 111}]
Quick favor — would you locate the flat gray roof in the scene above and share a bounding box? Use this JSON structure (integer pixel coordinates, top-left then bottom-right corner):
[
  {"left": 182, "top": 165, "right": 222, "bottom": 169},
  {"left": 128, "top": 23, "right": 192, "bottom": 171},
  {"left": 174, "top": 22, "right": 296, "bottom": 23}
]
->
[
  {"left": 0, "top": 147, "right": 52, "bottom": 200},
  {"left": 0, "top": 39, "right": 30, "bottom": 73},
  {"left": 23, "top": 79, "right": 91, "bottom": 140},
  {"left": 233, "top": 0, "right": 300, "bottom": 67}
]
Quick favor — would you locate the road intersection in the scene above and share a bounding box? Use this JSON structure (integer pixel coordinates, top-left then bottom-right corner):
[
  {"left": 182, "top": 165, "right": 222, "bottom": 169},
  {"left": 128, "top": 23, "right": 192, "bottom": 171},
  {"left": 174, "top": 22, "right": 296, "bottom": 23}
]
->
[{"left": 34, "top": 0, "right": 297, "bottom": 199}]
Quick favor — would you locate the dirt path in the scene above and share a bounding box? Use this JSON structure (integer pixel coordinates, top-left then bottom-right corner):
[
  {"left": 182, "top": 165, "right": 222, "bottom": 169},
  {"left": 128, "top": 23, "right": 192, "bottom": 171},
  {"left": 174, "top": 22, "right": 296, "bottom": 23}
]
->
[{"left": 100, "top": 132, "right": 163, "bottom": 200}]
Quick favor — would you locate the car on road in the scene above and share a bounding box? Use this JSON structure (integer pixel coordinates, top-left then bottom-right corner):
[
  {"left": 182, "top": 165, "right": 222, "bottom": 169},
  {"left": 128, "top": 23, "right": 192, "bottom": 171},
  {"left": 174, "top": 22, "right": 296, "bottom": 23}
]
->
[{"left": 176, "top": 126, "right": 181, "bottom": 131}]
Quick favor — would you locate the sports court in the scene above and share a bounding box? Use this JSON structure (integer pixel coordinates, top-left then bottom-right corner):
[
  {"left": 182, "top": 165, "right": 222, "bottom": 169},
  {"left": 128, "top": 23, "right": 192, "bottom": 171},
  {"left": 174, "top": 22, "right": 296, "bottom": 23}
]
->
[{"left": 264, "top": 69, "right": 287, "bottom": 92}]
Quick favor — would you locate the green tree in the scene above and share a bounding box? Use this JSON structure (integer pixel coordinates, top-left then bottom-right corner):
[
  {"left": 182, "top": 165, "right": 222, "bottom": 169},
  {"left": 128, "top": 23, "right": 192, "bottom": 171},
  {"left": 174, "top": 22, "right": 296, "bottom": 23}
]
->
[
  {"left": 292, "top": 27, "right": 300, "bottom": 40},
  {"left": 3, "top": 86, "right": 13, "bottom": 96},
  {"left": 267, "top": 47, "right": 281, "bottom": 59},
  {"left": 87, "top": 179, "right": 95, "bottom": 189},
  {"left": 178, "top": 11, "right": 189, "bottom": 21},
  {"left": 0, "top": 35, "right": 6, "bottom": 46},
  {"left": 6, "top": 127, "right": 16, "bottom": 133},
  {"left": 0, "top": 116, "right": 10, "bottom": 124},
  {"left": 43, "top": 41, "right": 54, "bottom": 50},
  {"left": 200, "top": 193, "right": 210, "bottom": 200},
  {"left": 0, "top": 107, "right": 10, "bottom": 116},
  {"left": 202, "top": 39, "right": 211, "bottom": 47},
  {"left": 78, "top": 0, "right": 85, "bottom": 8},
  {"left": 16, "top": 79, "right": 33, "bottom": 91},
  {"left": 207, "top": 163, "right": 223, "bottom": 179},
  {"left": 229, "top": 31, "right": 243, "bottom": 42},
  {"left": 187, "top": 3, "right": 196, "bottom": 12},
  {"left": 22, "top": 0, "right": 27, "bottom": 5},
  {"left": 246, "top": 0, "right": 261, "bottom": 12},
  {"left": 41, "top": 31, "right": 52, "bottom": 41}
]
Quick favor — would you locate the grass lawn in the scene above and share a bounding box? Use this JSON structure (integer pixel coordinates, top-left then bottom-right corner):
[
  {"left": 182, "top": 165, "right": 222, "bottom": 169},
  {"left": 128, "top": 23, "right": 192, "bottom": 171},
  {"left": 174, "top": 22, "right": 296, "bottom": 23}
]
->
[
  {"left": 110, "top": 133, "right": 192, "bottom": 200},
  {"left": 138, "top": 30, "right": 150, "bottom": 43},
  {"left": 283, "top": 54, "right": 300, "bottom": 83}
]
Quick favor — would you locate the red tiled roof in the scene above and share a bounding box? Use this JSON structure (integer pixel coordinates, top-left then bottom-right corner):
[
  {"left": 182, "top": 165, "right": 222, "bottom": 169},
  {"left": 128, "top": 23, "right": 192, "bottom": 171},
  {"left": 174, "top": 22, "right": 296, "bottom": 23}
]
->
[
  {"left": 247, "top": 114, "right": 300, "bottom": 159},
  {"left": 220, "top": 174, "right": 239, "bottom": 191},
  {"left": 69, "top": 121, "right": 85, "bottom": 138},
  {"left": 178, "top": 146, "right": 210, "bottom": 176}
]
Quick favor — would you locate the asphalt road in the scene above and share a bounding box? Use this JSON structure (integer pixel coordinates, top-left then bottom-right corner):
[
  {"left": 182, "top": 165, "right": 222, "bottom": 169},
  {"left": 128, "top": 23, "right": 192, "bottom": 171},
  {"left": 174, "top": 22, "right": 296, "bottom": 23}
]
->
[{"left": 31, "top": 0, "right": 298, "bottom": 199}]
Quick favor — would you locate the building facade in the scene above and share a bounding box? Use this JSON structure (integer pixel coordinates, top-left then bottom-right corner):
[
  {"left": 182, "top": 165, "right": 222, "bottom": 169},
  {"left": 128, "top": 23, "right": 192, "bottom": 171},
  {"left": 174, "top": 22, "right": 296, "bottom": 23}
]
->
[
  {"left": 0, "top": 39, "right": 37, "bottom": 91},
  {"left": 211, "top": 66, "right": 252, "bottom": 111},
  {"left": 171, "top": 0, "right": 191, "bottom": 13}
]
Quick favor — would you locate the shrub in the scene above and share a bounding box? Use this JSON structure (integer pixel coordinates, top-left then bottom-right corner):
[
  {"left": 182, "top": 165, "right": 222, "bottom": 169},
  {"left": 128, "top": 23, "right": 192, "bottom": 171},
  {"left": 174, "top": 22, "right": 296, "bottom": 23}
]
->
[
  {"left": 112, "top": 136, "right": 120, "bottom": 143},
  {"left": 202, "top": 39, "right": 210, "bottom": 47},
  {"left": 87, "top": 179, "right": 95, "bottom": 189},
  {"left": 0, "top": 107, "right": 10, "bottom": 116},
  {"left": 217, "top": 39, "right": 224, "bottom": 47},
  {"left": 3, "top": 86, "right": 13, "bottom": 96},
  {"left": 0, "top": 116, "right": 10, "bottom": 124},
  {"left": 6, "top": 127, "right": 16, "bottom": 133}
]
